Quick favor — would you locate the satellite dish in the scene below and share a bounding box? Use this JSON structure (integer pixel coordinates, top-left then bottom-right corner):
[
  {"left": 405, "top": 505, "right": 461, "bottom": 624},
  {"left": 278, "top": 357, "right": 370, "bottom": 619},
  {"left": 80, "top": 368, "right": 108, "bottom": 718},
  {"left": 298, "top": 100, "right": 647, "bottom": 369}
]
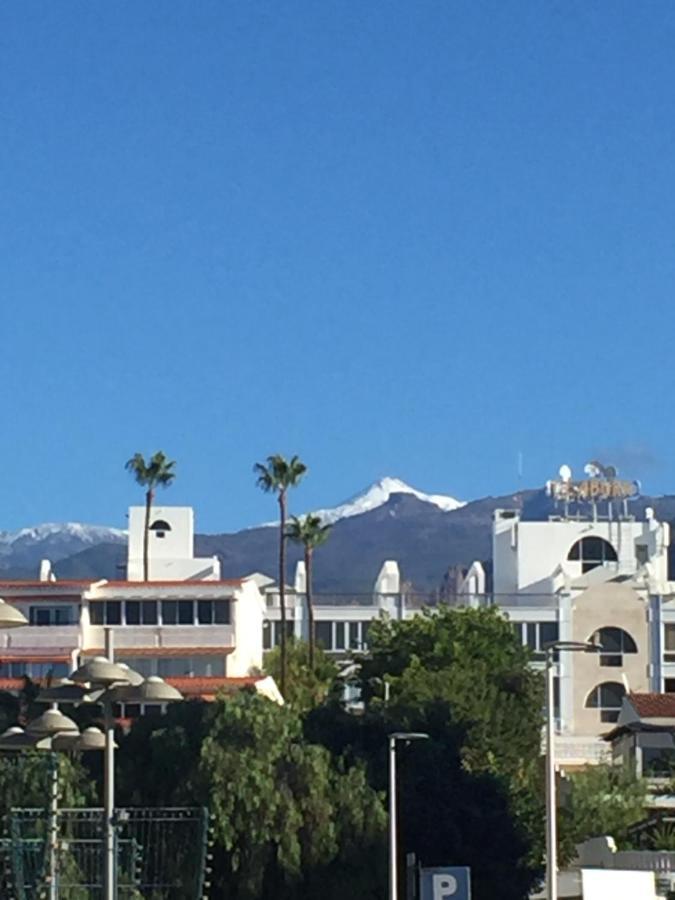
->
[
  {"left": 646, "top": 507, "right": 654, "bottom": 521},
  {"left": 558, "top": 464, "right": 572, "bottom": 483},
  {"left": 584, "top": 463, "right": 601, "bottom": 478}
]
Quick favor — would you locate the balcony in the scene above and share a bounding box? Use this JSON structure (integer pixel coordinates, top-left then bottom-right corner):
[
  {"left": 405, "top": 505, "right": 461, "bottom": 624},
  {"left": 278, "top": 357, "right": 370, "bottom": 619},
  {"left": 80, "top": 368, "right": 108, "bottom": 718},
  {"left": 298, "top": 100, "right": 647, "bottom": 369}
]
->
[
  {"left": 0, "top": 626, "right": 80, "bottom": 653},
  {"left": 85, "top": 624, "right": 234, "bottom": 651}
]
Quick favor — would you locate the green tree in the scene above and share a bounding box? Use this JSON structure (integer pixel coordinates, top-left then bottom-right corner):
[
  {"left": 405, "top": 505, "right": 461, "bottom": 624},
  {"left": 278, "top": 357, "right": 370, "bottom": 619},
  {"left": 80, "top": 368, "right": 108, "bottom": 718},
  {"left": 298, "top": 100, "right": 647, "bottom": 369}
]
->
[
  {"left": 199, "top": 690, "right": 386, "bottom": 900},
  {"left": 558, "top": 763, "right": 647, "bottom": 859},
  {"left": 254, "top": 454, "right": 307, "bottom": 696},
  {"left": 324, "top": 604, "right": 548, "bottom": 899},
  {"left": 125, "top": 451, "right": 176, "bottom": 581},
  {"left": 286, "top": 515, "right": 332, "bottom": 668},
  {"left": 264, "top": 641, "right": 340, "bottom": 714}
]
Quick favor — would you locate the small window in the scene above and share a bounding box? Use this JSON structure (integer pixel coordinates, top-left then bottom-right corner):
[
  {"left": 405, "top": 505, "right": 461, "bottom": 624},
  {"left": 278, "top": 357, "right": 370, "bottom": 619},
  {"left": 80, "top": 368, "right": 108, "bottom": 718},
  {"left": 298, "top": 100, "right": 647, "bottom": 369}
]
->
[
  {"left": 142, "top": 601, "right": 158, "bottom": 625},
  {"left": 592, "top": 627, "right": 637, "bottom": 667},
  {"left": 125, "top": 601, "right": 141, "bottom": 626},
  {"left": 178, "top": 601, "right": 193, "bottom": 625},
  {"left": 316, "top": 621, "right": 332, "bottom": 650},
  {"left": 586, "top": 681, "right": 625, "bottom": 723},
  {"left": 149, "top": 520, "right": 171, "bottom": 539},
  {"left": 197, "top": 601, "right": 212, "bottom": 625},
  {"left": 214, "top": 600, "right": 230, "bottom": 625},
  {"left": 90, "top": 603, "right": 104, "bottom": 626},
  {"left": 161, "top": 601, "right": 177, "bottom": 625},
  {"left": 105, "top": 602, "right": 121, "bottom": 626},
  {"left": 567, "top": 537, "right": 618, "bottom": 574}
]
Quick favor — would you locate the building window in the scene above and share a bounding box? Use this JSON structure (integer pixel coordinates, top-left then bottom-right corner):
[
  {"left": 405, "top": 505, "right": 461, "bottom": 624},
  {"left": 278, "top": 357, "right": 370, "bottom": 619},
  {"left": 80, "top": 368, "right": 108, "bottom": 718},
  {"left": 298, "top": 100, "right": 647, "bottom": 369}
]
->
[
  {"left": 311, "top": 621, "right": 372, "bottom": 652},
  {"left": 586, "top": 681, "right": 626, "bottom": 723},
  {"left": 29, "top": 606, "right": 75, "bottom": 626},
  {"left": 0, "top": 661, "right": 69, "bottom": 679},
  {"left": 591, "top": 627, "right": 637, "bottom": 667},
  {"left": 513, "top": 621, "right": 559, "bottom": 653},
  {"left": 567, "top": 537, "right": 618, "bottom": 573},
  {"left": 664, "top": 625, "right": 675, "bottom": 663},
  {"left": 196, "top": 600, "right": 231, "bottom": 626},
  {"left": 150, "top": 519, "right": 171, "bottom": 539},
  {"left": 106, "top": 601, "right": 121, "bottom": 626},
  {"left": 263, "top": 621, "right": 295, "bottom": 649}
]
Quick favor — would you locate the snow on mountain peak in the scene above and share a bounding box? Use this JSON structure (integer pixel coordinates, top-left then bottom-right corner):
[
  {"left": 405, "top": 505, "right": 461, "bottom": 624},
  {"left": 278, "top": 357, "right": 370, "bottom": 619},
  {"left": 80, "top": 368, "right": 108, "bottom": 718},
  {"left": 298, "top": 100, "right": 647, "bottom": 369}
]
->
[
  {"left": 0, "top": 522, "right": 127, "bottom": 547},
  {"left": 308, "top": 477, "right": 465, "bottom": 525}
]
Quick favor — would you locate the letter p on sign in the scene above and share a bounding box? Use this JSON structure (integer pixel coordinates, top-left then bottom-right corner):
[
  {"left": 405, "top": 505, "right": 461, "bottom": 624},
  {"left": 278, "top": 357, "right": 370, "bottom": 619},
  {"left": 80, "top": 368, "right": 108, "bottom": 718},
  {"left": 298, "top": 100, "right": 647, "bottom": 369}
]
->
[{"left": 433, "top": 874, "right": 458, "bottom": 899}]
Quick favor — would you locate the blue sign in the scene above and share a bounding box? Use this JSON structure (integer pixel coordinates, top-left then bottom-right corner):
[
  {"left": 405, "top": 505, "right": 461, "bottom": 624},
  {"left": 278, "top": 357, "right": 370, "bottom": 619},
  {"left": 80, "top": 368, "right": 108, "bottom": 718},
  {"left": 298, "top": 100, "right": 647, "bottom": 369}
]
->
[{"left": 420, "top": 867, "right": 471, "bottom": 900}]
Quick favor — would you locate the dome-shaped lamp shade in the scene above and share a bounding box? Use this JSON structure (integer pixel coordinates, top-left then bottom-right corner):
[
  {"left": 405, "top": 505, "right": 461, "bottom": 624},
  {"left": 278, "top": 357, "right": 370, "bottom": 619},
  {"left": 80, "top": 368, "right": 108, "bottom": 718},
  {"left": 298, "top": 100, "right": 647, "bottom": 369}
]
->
[
  {"left": 0, "top": 726, "right": 40, "bottom": 750},
  {"left": 71, "top": 656, "right": 136, "bottom": 687},
  {"left": 126, "top": 676, "right": 183, "bottom": 703},
  {"left": 76, "top": 727, "right": 109, "bottom": 752},
  {"left": 37, "top": 680, "right": 90, "bottom": 705},
  {"left": 26, "top": 709, "right": 78, "bottom": 737},
  {"left": 51, "top": 731, "right": 81, "bottom": 752},
  {"left": 116, "top": 663, "right": 144, "bottom": 687},
  {"left": 0, "top": 599, "right": 27, "bottom": 629}
]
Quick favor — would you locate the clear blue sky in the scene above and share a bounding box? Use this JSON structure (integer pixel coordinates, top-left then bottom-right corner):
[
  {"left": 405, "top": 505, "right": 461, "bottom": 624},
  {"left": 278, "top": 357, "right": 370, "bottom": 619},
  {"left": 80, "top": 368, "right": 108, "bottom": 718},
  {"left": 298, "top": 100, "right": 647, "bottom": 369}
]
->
[{"left": 1, "top": 1, "right": 674, "bottom": 533}]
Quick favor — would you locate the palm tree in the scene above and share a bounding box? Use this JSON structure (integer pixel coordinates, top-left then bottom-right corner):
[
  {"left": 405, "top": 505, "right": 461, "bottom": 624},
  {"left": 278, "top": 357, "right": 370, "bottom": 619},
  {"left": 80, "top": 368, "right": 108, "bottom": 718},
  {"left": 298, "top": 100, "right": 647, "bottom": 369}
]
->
[
  {"left": 254, "top": 454, "right": 307, "bottom": 696},
  {"left": 125, "top": 451, "right": 176, "bottom": 581},
  {"left": 287, "top": 514, "right": 331, "bottom": 669}
]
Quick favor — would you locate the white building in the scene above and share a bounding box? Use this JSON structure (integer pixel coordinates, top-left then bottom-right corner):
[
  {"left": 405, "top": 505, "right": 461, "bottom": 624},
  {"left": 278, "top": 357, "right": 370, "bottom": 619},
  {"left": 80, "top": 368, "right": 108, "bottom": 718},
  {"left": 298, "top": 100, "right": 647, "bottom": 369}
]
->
[{"left": 0, "top": 506, "right": 278, "bottom": 709}]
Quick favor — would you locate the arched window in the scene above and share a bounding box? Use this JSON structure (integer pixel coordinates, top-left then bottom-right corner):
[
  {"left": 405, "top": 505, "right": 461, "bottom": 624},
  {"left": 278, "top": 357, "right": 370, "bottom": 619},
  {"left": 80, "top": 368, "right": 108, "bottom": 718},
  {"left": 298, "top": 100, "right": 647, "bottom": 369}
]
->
[
  {"left": 586, "top": 681, "right": 626, "bottom": 723},
  {"left": 149, "top": 519, "right": 172, "bottom": 539},
  {"left": 590, "top": 627, "right": 637, "bottom": 667},
  {"left": 567, "top": 536, "right": 618, "bottom": 573}
]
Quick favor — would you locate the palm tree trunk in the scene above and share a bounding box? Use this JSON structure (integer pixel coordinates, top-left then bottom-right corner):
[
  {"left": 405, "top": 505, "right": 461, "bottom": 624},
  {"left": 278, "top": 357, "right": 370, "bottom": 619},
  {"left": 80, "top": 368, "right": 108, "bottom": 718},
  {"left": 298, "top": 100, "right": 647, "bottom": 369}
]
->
[
  {"left": 306, "top": 546, "right": 315, "bottom": 670},
  {"left": 278, "top": 491, "right": 287, "bottom": 697},
  {"left": 143, "top": 489, "right": 153, "bottom": 582}
]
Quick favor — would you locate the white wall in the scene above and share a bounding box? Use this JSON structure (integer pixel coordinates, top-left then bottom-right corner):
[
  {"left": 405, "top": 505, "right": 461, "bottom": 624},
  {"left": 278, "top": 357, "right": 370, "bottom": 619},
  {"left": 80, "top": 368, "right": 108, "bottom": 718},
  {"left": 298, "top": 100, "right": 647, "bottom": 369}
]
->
[
  {"left": 493, "top": 510, "right": 669, "bottom": 594},
  {"left": 127, "top": 505, "right": 221, "bottom": 581},
  {"left": 228, "top": 579, "right": 266, "bottom": 676}
]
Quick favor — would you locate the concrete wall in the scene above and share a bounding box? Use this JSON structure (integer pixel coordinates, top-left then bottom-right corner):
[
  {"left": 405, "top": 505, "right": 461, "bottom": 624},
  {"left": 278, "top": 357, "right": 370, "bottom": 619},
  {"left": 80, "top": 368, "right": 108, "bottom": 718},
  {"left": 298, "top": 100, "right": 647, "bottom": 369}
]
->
[
  {"left": 127, "top": 505, "right": 221, "bottom": 581},
  {"left": 570, "top": 583, "right": 650, "bottom": 735},
  {"left": 228, "top": 579, "right": 266, "bottom": 676}
]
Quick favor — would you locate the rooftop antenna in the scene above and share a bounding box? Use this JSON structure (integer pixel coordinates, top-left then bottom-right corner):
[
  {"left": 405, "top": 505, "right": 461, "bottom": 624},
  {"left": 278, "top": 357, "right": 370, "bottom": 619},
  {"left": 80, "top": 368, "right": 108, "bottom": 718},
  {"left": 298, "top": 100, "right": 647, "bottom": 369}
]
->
[
  {"left": 517, "top": 451, "right": 523, "bottom": 508},
  {"left": 559, "top": 464, "right": 572, "bottom": 519}
]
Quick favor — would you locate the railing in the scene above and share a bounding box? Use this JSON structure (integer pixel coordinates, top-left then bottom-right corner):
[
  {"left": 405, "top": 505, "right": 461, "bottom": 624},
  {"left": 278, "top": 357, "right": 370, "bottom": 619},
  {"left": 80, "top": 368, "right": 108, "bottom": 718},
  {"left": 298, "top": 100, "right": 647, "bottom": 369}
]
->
[
  {"left": 1, "top": 626, "right": 80, "bottom": 650},
  {"left": 266, "top": 592, "right": 565, "bottom": 610}
]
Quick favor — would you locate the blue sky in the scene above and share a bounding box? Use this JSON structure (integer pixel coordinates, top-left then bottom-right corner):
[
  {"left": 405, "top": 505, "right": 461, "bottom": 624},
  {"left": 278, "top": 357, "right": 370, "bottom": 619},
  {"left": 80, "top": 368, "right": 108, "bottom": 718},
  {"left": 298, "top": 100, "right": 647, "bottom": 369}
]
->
[{"left": 1, "top": 1, "right": 674, "bottom": 532}]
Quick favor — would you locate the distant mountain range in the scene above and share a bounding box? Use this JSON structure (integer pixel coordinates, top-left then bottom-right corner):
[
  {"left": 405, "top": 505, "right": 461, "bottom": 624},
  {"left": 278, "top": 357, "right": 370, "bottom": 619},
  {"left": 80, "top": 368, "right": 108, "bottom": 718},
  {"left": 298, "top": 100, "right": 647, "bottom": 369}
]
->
[{"left": 2, "top": 479, "right": 675, "bottom": 592}]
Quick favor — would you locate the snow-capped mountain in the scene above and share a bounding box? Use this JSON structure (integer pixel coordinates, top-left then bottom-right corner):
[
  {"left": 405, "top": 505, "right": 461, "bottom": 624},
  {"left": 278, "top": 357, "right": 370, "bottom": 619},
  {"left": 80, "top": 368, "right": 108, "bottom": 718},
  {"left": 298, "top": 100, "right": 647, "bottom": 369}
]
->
[
  {"left": 311, "top": 477, "right": 465, "bottom": 524},
  {"left": 260, "top": 477, "right": 465, "bottom": 527},
  {"left": 0, "top": 522, "right": 127, "bottom": 569}
]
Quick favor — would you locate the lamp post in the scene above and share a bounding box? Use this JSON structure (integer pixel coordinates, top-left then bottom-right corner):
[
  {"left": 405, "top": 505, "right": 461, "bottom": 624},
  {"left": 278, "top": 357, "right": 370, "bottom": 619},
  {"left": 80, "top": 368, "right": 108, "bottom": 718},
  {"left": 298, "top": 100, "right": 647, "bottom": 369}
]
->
[
  {"left": 543, "top": 640, "right": 600, "bottom": 900},
  {"left": 388, "top": 732, "right": 428, "bottom": 900},
  {"left": 70, "top": 628, "right": 182, "bottom": 900}
]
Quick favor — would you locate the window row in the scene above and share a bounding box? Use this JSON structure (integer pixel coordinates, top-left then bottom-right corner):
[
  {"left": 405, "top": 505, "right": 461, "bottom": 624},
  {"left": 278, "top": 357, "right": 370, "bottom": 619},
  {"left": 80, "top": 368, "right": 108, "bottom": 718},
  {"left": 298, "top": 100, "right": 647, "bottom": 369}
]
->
[
  {"left": 512, "top": 621, "right": 559, "bottom": 653},
  {"left": 116, "top": 655, "right": 226, "bottom": 678},
  {"left": 29, "top": 606, "right": 77, "bottom": 626},
  {"left": 89, "top": 599, "right": 231, "bottom": 627},
  {"left": 316, "top": 620, "right": 371, "bottom": 652},
  {"left": 0, "top": 661, "right": 70, "bottom": 679},
  {"left": 262, "top": 620, "right": 371, "bottom": 652}
]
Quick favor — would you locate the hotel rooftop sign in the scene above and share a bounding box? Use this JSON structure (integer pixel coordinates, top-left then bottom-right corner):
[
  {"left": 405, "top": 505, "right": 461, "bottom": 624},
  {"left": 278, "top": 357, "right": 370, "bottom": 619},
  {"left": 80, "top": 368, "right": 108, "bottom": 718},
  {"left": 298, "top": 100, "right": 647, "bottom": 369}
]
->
[{"left": 548, "top": 478, "right": 640, "bottom": 503}]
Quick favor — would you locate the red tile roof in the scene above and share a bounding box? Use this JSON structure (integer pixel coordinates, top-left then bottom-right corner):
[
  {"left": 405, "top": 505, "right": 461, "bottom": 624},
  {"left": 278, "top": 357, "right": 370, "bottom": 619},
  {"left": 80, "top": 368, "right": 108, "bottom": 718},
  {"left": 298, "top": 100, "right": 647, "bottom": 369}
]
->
[
  {"left": 101, "top": 579, "right": 244, "bottom": 587},
  {"left": 166, "top": 676, "right": 262, "bottom": 697},
  {"left": 629, "top": 692, "right": 675, "bottom": 718},
  {"left": 82, "top": 647, "right": 234, "bottom": 657}
]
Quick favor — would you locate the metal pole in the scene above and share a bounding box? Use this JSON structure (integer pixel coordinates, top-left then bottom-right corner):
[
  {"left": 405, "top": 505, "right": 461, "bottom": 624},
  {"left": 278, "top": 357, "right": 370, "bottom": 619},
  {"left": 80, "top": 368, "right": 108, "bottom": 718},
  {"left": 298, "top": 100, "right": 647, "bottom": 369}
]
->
[
  {"left": 48, "top": 751, "right": 58, "bottom": 900},
  {"left": 388, "top": 736, "right": 397, "bottom": 900},
  {"left": 104, "top": 627, "right": 115, "bottom": 900},
  {"left": 545, "top": 652, "right": 557, "bottom": 900}
]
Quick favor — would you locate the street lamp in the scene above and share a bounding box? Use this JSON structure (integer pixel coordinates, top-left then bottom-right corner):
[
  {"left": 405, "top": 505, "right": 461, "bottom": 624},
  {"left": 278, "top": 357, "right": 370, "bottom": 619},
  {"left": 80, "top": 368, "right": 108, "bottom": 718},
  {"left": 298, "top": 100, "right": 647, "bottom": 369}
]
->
[
  {"left": 69, "top": 629, "right": 183, "bottom": 900},
  {"left": 542, "top": 640, "right": 600, "bottom": 900},
  {"left": 0, "top": 598, "right": 28, "bottom": 629},
  {"left": 388, "top": 732, "right": 429, "bottom": 900}
]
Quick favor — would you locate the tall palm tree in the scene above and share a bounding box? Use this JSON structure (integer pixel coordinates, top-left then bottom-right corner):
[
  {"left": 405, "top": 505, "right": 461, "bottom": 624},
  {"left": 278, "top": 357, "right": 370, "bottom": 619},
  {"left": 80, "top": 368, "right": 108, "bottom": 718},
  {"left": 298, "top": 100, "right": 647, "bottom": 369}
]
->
[
  {"left": 287, "top": 514, "right": 331, "bottom": 669},
  {"left": 125, "top": 451, "right": 176, "bottom": 581},
  {"left": 254, "top": 454, "right": 307, "bottom": 696}
]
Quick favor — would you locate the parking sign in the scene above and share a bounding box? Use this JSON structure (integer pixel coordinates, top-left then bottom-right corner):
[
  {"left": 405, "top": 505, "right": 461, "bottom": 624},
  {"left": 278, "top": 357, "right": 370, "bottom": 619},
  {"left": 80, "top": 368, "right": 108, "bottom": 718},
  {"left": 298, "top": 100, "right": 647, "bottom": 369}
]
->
[{"left": 419, "top": 866, "right": 471, "bottom": 900}]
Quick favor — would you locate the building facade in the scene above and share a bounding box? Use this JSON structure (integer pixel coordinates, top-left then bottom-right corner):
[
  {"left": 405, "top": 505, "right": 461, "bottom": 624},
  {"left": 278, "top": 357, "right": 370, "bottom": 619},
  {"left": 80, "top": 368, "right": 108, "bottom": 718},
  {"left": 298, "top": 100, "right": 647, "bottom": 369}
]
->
[{"left": 0, "top": 506, "right": 276, "bottom": 707}]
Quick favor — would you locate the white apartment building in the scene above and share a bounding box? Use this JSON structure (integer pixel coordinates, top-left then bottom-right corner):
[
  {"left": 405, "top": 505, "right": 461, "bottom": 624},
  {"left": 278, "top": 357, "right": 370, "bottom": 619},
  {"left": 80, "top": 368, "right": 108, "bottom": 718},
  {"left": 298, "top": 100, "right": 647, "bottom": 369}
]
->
[
  {"left": 0, "top": 506, "right": 277, "bottom": 707},
  {"left": 455, "top": 473, "right": 675, "bottom": 766}
]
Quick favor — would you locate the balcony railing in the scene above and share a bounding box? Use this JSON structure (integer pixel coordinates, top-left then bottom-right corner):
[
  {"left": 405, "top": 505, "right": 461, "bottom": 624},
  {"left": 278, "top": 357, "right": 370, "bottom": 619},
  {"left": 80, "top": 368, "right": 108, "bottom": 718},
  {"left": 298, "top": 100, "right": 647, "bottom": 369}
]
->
[{"left": 265, "top": 592, "right": 563, "bottom": 610}]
